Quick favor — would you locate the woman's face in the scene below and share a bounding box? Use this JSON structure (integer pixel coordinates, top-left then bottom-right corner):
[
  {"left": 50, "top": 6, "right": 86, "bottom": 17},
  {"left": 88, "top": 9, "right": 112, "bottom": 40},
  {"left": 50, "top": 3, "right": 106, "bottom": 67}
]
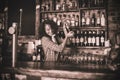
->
[{"left": 45, "top": 24, "right": 53, "bottom": 36}]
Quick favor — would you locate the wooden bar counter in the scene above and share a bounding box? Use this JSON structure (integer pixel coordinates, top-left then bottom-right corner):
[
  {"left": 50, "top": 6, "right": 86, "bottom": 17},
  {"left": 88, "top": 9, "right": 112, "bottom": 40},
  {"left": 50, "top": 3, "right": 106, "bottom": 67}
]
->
[{"left": 12, "top": 61, "right": 119, "bottom": 80}]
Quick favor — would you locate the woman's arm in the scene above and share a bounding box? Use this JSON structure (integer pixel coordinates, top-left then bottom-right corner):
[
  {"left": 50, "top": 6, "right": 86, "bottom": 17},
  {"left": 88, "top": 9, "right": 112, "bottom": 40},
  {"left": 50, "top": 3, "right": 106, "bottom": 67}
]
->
[{"left": 42, "top": 37, "right": 66, "bottom": 52}]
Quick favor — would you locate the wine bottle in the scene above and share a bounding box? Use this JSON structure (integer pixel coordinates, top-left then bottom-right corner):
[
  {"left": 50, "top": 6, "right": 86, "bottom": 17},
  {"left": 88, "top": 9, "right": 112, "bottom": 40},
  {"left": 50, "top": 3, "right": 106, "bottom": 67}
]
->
[
  {"left": 100, "top": 12, "right": 106, "bottom": 27},
  {"left": 82, "top": 12, "right": 86, "bottom": 27}
]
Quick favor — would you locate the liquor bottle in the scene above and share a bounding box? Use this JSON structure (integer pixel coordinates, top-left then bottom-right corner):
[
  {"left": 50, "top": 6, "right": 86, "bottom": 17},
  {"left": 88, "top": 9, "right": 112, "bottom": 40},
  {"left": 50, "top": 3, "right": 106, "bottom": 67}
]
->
[
  {"left": 45, "top": 0, "right": 50, "bottom": 11},
  {"left": 71, "top": 30, "right": 76, "bottom": 46},
  {"left": 71, "top": 14, "right": 76, "bottom": 27},
  {"left": 57, "top": 14, "right": 62, "bottom": 27},
  {"left": 91, "top": 12, "right": 96, "bottom": 27},
  {"left": 81, "top": 12, "right": 86, "bottom": 27},
  {"left": 76, "top": 30, "right": 80, "bottom": 46},
  {"left": 61, "top": 0, "right": 68, "bottom": 11},
  {"left": 56, "top": 0, "right": 61, "bottom": 11},
  {"left": 53, "top": 13, "right": 58, "bottom": 23},
  {"left": 32, "top": 52, "right": 37, "bottom": 61},
  {"left": 84, "top": 31, "right": 88, "bottom": 46},
  {"left": 68, "top": 0, "right": 73, "bottom": 9},
  {"left": 85, "top": 11, "right": 90, "bottom": 27},
  {"left": 91, "top": 30, "right": 96, "bottom": 46},
  {"left": 66, "top": 15, "right": 71, "bottom": 26},
  {"left": 81, "top": 0, "right": 85, "bottom": 7},
  {"left": 48, "top": 13, "right": 53, "bottom": 21},
  {"left": 62, "top": 14, "right": 67, "bottom": 24},
  {"left": 100, "top": 30, "right": 105, "bottom": 46},
  {"left": 96, "top": 30, "right": 100, "bottom": 46},
  {"left": 96, "top": 10, "right": 101, "bottom": 27},
  {"left": 42, "top": 14, "right": 48, "bottom": 22},
  {"left": 75, "top": 15, "right": 79, "bottom": 27},
  {"left": 88, "top": 30, "right": 92, "bottom": 46},
  {"left": 100, "top": 12, "right": 106, "bottom": 27},
  {"left": 80, "top": 30, "right": 84, "bottom": 46}
]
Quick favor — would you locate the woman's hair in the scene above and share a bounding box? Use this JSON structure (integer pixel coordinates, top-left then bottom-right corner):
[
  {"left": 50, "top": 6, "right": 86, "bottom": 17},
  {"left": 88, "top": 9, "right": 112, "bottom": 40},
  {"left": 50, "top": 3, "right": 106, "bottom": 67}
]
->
[{"left": 39, "top": 20, "right": 58, "bottom": 39}]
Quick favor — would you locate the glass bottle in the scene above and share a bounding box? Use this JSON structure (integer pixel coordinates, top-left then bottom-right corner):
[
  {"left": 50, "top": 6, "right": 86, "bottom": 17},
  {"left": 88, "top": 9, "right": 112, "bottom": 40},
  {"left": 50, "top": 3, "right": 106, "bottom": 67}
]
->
[
  {"left": 91, "top": 12, "right": 96, "bottom": 27},
  {"left": 72, "top": 30, "right": 76, "bottom": 46},
  {"left": 71, "top": 14, "right": 76, "bottom": 27},
  {"left": 57, "top": 14, "right": 62, "bottom": 27},
  {"left": 53, "top": 13, "right": 58, "bottom": 23},
  {"left": 86, "top": 11, "right": 90, "bottom": 27},
  {"left": 96, "top": 30, "right": 100, "bottom": 46},
  {"left": 100, "top": 12, "right": 106, "bottom": 27},
  {"left": 84, "top": 30, "right": 88, "bottom": 46},
  {"left": 61, "top": 0, "right": 67, "bottom": 11},
  {"left": 96, "top": 10, "right": 101, "bottom": 27},
  {"left": 88, "top": 30, "right": 92, "bottom": 46},
  {"left": 82, "top": 12, "right": 86, "bottom": 27},
  {"left": 56, "top": 0, "right": 61, "bottom": 11},
  {"left": 91, "top": 30, "right": 96, "bottom": 46},
  {"left": 76, "top": 30, "right": 80, "bottom": 46},
  {"left": 75, "top": 15, "right": 79, "bottom": 27},
  {"left": 66, "top": 15, "right": 71, "bottom": 26},
  {"left": 80, "top": 30, "right": 84, "bottom": 46},
  {"left": 100, "top": 30, "right": 105, "bottom": 46}
]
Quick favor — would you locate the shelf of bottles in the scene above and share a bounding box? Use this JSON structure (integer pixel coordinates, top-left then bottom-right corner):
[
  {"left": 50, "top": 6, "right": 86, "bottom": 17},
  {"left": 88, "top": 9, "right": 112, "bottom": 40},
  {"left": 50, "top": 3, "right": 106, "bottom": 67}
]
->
[
  {"left": 59, "top": 51, "right": 108, "bottom": 66},
  {"left": 57, "top": 29, "right": 106, "bottom": 48},
  {"left": 41, "top": 12, "right": 80, "bottom": 28},
  {"left": 39, "top": 0, "right": 109, "bottom": 65},
  {"left": 79, "top": 0, "right": 106, "bottom": 8},
  {"left": 81, "top": 9, "right": 106, "bottom": 28},
  {"left": 40, "top": 0, "right": 78, "bottom": 12},
  {"left": 40, "top": 0, "right": 108, "bottom": 47}
]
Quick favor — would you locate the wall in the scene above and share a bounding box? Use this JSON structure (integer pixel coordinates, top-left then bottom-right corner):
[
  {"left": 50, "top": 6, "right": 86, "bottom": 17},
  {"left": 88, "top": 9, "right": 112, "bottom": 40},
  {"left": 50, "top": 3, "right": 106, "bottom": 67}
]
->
[{"left": 108, "top": 0, "right": 120, "bottom": 45}]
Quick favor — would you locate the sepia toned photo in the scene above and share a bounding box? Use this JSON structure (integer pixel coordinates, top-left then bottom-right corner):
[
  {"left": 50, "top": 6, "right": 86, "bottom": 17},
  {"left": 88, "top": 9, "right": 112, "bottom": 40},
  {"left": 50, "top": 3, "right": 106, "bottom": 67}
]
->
[{"left": 0, "top": 0, "right": 120, "bottom": 80}]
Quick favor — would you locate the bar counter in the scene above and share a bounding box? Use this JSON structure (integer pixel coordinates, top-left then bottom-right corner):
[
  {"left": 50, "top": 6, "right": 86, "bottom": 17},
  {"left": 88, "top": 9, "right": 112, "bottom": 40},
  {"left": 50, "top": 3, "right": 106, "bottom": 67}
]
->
[{"left": 12, "top": 61, "right": 120, "bottom": 80}]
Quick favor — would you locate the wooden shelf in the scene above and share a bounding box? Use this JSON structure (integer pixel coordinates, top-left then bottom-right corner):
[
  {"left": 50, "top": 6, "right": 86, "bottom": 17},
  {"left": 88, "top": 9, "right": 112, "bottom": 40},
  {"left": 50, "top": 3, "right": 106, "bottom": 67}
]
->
[{"left": 40, "top": 10, "right": 79, "bottom": 13}]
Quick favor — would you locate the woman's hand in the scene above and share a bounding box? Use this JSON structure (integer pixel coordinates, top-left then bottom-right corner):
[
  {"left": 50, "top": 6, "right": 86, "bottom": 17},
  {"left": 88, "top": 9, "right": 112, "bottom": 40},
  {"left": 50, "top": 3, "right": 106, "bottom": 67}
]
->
[
  {"left": 63, "top": 22, "right": 74, "bottom": 38},
  {"left": 66, "top": 31, "right": 74, "bottom": 38}
]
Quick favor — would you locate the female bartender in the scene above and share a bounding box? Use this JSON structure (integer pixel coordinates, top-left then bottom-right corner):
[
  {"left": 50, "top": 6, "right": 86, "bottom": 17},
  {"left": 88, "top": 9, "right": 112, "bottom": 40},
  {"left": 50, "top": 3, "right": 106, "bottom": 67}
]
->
[{"left": 39, "top": 20, "right": 74, "bottom": 61}]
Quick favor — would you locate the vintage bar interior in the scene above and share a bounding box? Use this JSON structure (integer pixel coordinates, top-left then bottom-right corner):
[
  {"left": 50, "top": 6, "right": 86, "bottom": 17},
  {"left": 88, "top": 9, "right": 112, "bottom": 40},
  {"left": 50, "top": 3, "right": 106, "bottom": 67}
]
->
[{"left": 0, "top": 0, "right": 120, "bottom": 80}]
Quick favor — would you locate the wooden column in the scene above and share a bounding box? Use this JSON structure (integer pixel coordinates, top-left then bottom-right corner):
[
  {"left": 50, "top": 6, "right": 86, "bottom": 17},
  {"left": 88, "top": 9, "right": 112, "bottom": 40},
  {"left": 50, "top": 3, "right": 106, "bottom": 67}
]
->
[{"left": 35, "top": 0, "right": 40, "bottom": 39}]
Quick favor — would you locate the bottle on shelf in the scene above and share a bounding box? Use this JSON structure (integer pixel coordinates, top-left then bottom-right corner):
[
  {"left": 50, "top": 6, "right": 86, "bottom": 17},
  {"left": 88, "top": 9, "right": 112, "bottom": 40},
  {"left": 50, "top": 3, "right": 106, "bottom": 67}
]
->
[
  {"left": 56, "top": 0, "right": 61, "bottom": 11},
  {"left": 66, "top": 14, "right": 71, "bottom": 26},
  {"left": 71, "top": 30, "right": 76, "bottom": 46},
  {"left": 84, "top": 30, "right": 88, "bottom": 46},
  {"left": 53, "top": 13, "right": 58, "bottom": 23},
  {"left": 76, "top": 30, "right": 80, "bottom": 46},
  {"left": 96, "top": 10, "right": 101, "bottom": 27},
  {"left": 48, "top": 13, "right": 53, "bottom": 21},
  {"left": 61, "top": 0, "right": 68, "bottom": 11},
  {"left": 91, "top": 30, "right": 96, "bottom": 46},
  {"left": 80, "top": 30, "right": 84, "bottom": 46},
  {"left": 70, "top": 14, "right": 76, "bottom": 28},
  {"left": 85, "top": 11, "right": 90, "bottom": 27},
  {"left": 81, "top": 12, "right": 86, "bottom": 27},
  {"left": 62, "top": 14, "right": 67, "bottom": 25},
  {"left": 100, "top": 30, "right": 105, "bottom": 46},
  {"left": 57, "top": 14, "right": 62, "bottom": 27},
  {"left": 45, "top": 0, "right": 50, "bottom": 11},
  {"left": 75, "top": 15, "right": 79, "bottom": 27},
  {"left": 91, "top": 12, "right": 96, "bottom": 27},
  {"left": 100, "top": 11, "right": 106, "bottom": 27},
  {"left": 88, "top": 30, "right": 92, "bottom": 46},
  {"left": 68, "top": 0, "right": 73, "bottom": 10},
  {"left": 96, "top": 30, "right": 100, "bottom": 46}
]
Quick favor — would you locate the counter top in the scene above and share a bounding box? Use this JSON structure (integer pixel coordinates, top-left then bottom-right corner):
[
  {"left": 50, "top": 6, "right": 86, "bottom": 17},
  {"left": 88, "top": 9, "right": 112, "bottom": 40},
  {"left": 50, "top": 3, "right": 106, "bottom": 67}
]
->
[{"left": 14, "top": 61, "right": 120, "bottom": 80}]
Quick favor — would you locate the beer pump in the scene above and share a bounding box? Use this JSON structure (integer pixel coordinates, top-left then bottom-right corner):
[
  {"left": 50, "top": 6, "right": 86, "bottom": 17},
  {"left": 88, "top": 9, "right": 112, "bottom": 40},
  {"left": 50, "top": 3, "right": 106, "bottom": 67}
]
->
[{"left": 8, "top": 22, "right": 18, "bottom": 67}]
